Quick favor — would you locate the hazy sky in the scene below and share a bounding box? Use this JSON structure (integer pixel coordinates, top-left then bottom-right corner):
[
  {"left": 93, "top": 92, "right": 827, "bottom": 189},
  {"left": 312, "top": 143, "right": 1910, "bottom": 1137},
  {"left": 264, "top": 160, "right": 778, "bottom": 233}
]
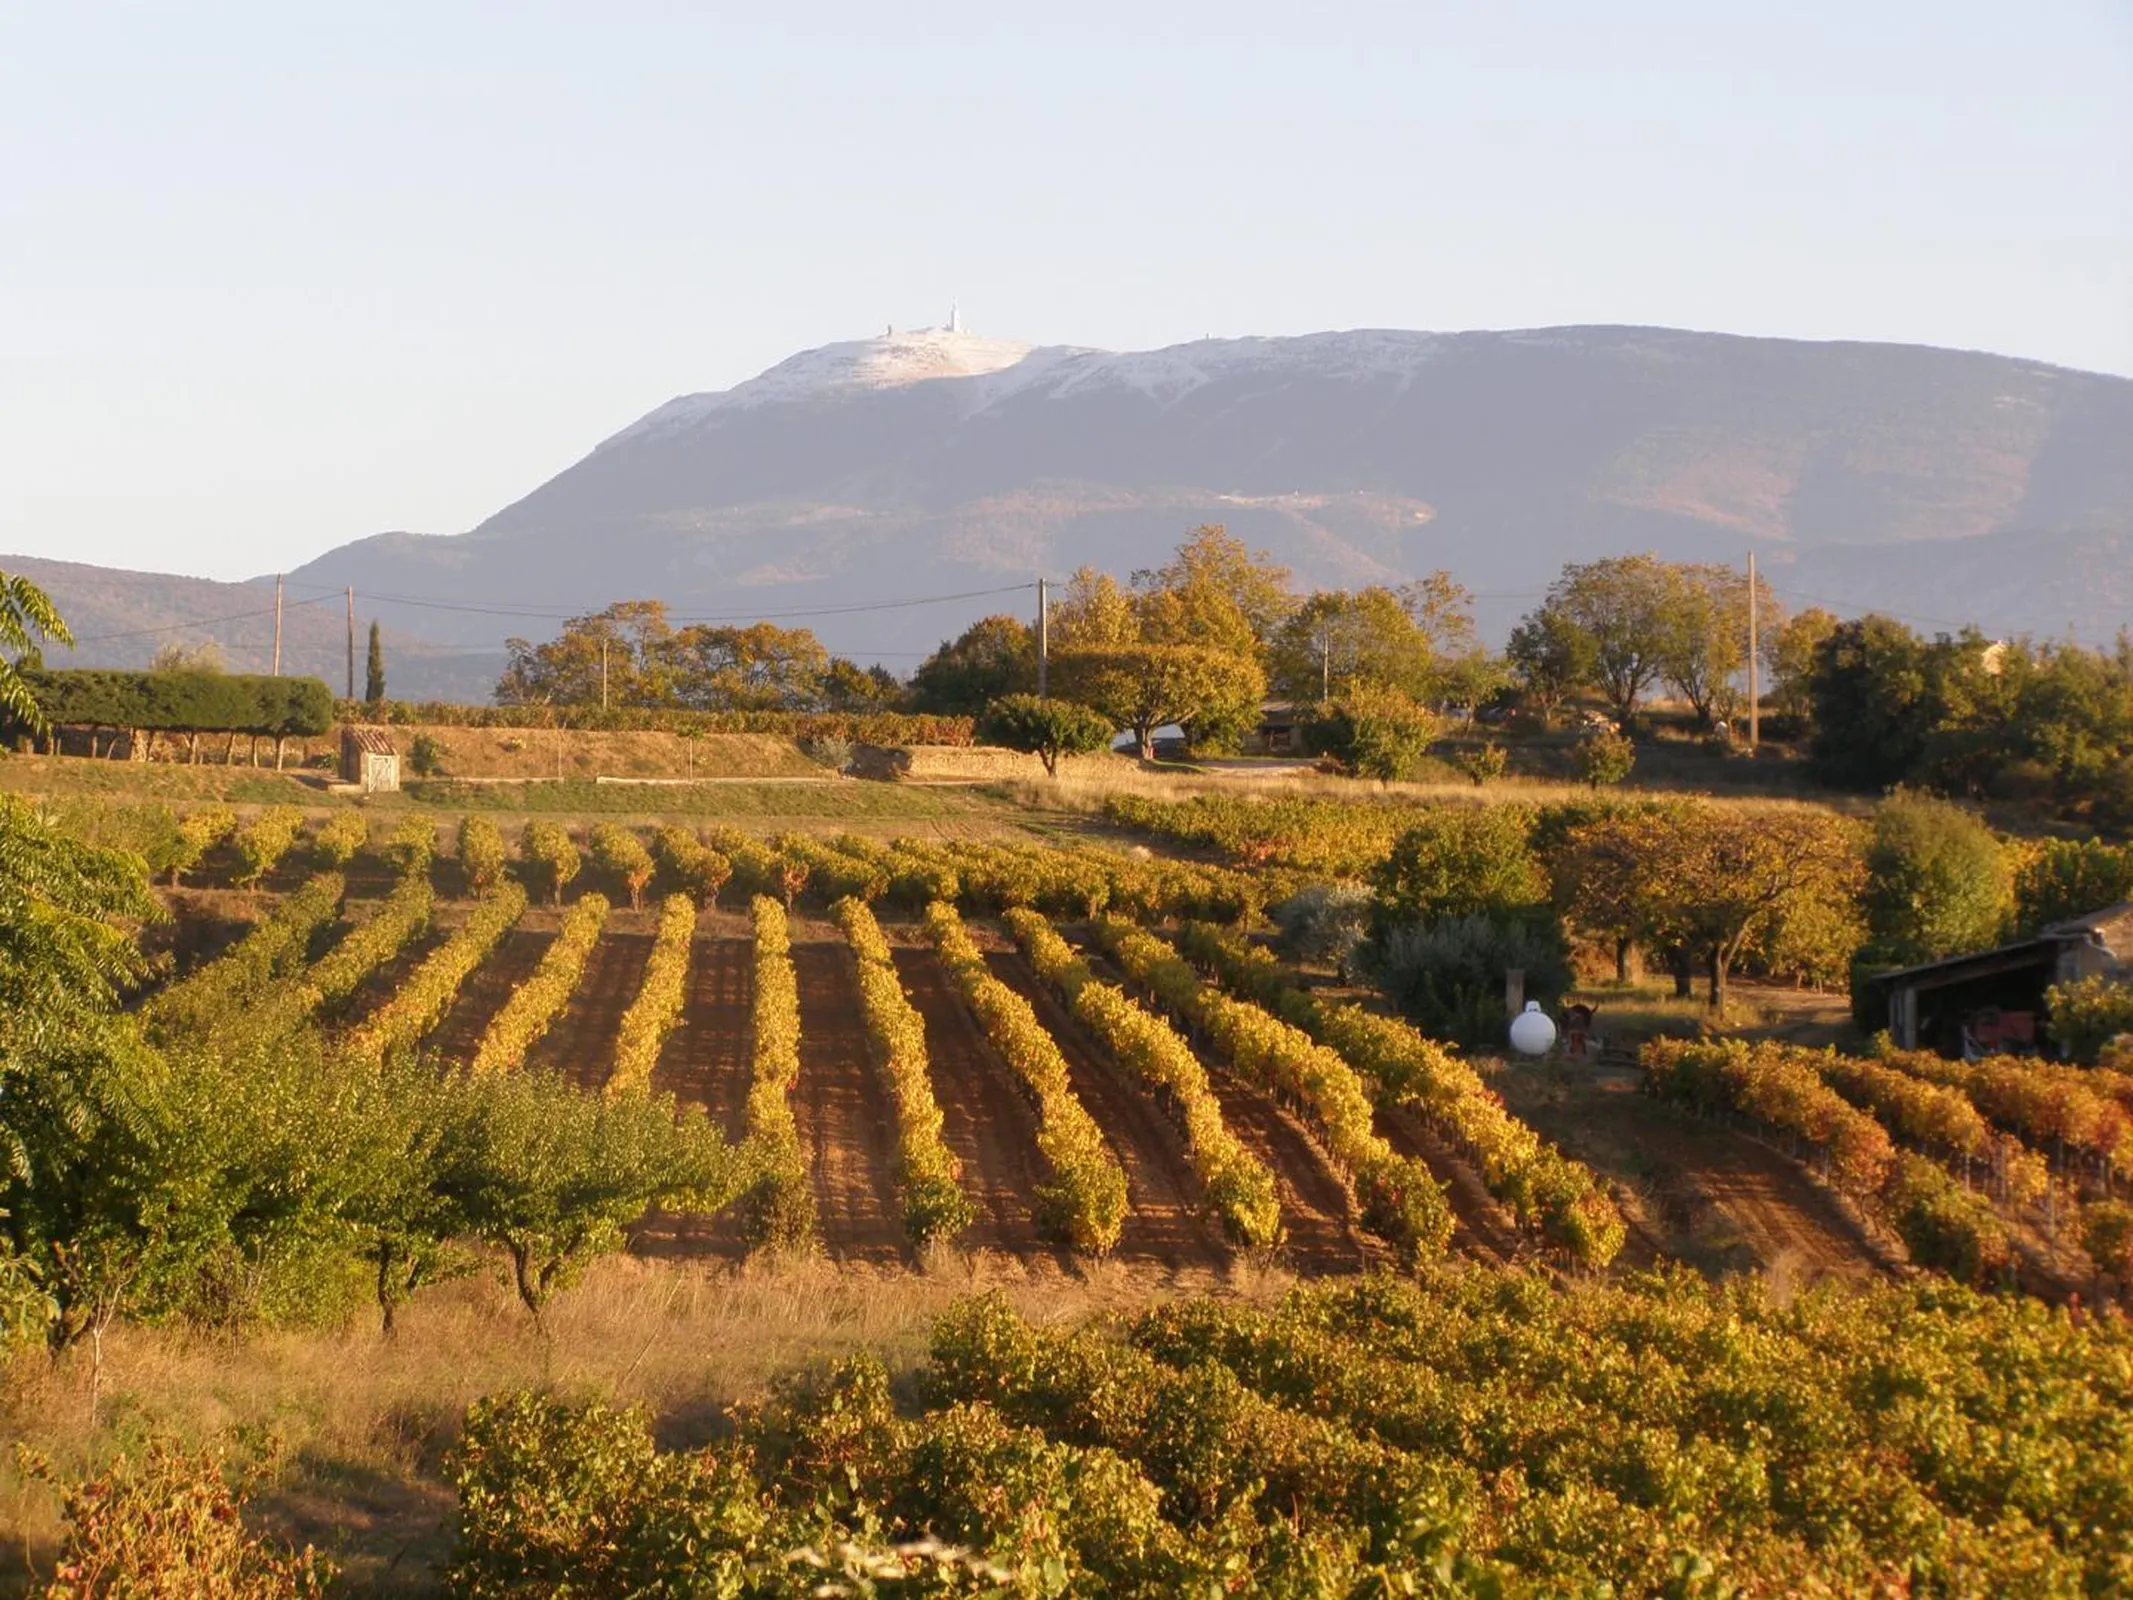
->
[{"left": 4, "top": 1, "right": 2129, "bottom": 582}]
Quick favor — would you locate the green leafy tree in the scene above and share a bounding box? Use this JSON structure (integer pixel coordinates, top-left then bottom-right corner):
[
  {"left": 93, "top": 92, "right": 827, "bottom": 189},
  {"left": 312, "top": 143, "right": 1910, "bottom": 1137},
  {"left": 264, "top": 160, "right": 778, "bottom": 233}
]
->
[
  {"left": 909, "top": 615, "right": 1037, "bottom": 714},
  {"left": 1657, "top": 562, "right": 1783, "bottom": 729},
  {"left": 0, "top": 569, "right": 70, "bottom": 734},
  {"left": 438, "top": 1070, "right": 740, "bottom": 1324},
  {"left": 1268, "top": 588, "right": 1432, "bottom": 703},
  {"left": 0, "top": 795, "right": 160, "bottom": 1350},
  {"left": 1516, "top": 555, "right": 1683, "bottom": 726},
  {"left": 364, "top": 620, "right": 385, "bottom": 706},
  {"left": 1505, "top": 606, "right": 1594, "bottom": 723},
  {"left": 1861, "top": 791, "right": 2011, "bottom": 965},
  {"left": 1305, "top": 688, "right": 1438, "bottom": 782},
  {"left": 1769, "top": 606, "right": 1839, "bottom": 723},
  {"left": 978, "top": 694, "right": 1114, "bottom": 776}
]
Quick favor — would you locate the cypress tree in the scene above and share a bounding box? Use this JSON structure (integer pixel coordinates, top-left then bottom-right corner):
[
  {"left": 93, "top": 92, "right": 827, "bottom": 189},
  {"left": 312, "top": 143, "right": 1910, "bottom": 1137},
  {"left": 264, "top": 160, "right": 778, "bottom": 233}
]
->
[{"left": 365, "top": 620, "right": 386, "bottom": 706}]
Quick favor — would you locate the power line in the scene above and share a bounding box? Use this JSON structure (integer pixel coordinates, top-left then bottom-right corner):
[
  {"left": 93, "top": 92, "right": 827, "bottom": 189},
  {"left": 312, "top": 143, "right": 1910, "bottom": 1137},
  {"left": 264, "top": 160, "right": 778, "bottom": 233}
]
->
[
  {"left": 279, "top": 578, "right": 1038, "bottom": 623},
  {"left": 64, "top": 593, "right": 337, "bottom": 647}
]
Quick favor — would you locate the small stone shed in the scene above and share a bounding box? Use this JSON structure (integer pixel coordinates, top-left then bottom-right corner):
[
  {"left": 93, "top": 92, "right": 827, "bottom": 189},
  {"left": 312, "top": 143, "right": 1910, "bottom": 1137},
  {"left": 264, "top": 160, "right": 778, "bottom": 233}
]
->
[{"left": 339, "top": 726, "right": 400, "bottom": 793}]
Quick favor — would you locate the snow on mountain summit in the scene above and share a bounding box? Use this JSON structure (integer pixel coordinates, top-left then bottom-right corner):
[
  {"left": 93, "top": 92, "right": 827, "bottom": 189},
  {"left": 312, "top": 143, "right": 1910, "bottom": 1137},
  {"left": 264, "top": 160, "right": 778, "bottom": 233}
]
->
[
  {"left": 601, "top": 324, "right": 1054, "bottom": 448},
  {"left": 599, "top": 324, "right": 1610, "bottom": 452}
]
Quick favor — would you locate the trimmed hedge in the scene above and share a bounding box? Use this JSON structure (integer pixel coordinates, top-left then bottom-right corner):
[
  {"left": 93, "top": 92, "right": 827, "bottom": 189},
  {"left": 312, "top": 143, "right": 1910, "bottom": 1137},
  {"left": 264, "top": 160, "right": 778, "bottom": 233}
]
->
[{"left": 22, "top": 670, "right": 333, "bottom": 737}]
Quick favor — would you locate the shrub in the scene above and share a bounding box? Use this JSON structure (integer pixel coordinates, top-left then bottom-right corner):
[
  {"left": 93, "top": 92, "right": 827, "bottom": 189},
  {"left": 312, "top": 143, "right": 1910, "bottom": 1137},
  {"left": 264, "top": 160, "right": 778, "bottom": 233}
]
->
[
  {"left": 25, "top": 1439, "right": 331, "bottom": 1597},
  {"left": 311, "top": 809, "right": 368, "bottom": 868},
  {"left": 348, "top": 883, "right": 528, "bottom": 1062},
  {"left": 1371, "top": 913, "right": 1571, "bottom": 1048},
  {"left": 1305, "top": 687, "right": 1437, "bottom": 782},
  {"left": 653, "top": 825, "right": 733, "bottom": 908},
  {"left": 521, "top": 820, "right": 579, "bottom": 904},
  {"left": 407, "top": 730, "right": 447, "bottom": 777},
  {"left": 1456, "top": 742, "right": 1509, "bottom": 786},
  {"left": 588, "top": 822, "right": 655, "bottom": 910},
  {"left": 836, "top": 897, "right": 973, "bottom": 1248},
  {"left": 1573, "top": 728, "right": 1636, "bottom": 788},
  {"left": 2083, "top": 1200, "right": 2133, "bottom": 1283},
  {"left": 1371, "top": 805, "right": 1546, "bottom": 925},
  {"left": 1271, "top": 883, "right": 1373, "bottom": 977},
  {"left": 743, "top": 896, "right": 814, "bottom": 1250},
  {"left": 924, "top": 901, "right": 1128, "bottom": 1253},
  {"left": 2048, "top": 974, "right": 2133, "bottom": 1066},
  {"left": 457, "top": 814, "right": 507, "bottom": 898},
  {"left": 166, "top": 804, "right": 238, "bottom": 885},
  {"left": 382, "top": 815, "right": 436, "bottom": 880},
  {"left": 472, "top": 894, "right": 611, "bottom": 1074},
  {"left": 605, "top": 895, "right": 696, "bottom": 1095},
  {"left": 803, "top": 734, "right": 855, "bottom": 772},
  {"left": 232, "top": 805, "right": 305, "bottom": 886}
]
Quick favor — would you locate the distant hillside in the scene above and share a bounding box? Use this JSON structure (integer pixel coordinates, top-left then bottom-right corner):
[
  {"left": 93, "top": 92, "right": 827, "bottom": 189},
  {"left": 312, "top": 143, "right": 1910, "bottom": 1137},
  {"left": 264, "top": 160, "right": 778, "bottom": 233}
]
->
[{"left": 0, "top": 554, "right": 499, "bottom": 702}]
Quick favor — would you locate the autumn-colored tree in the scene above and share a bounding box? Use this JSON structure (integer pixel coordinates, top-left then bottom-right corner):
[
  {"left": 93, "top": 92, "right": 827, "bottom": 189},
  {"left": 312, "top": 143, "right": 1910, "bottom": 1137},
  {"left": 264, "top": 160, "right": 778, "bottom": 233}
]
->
[
  {"left": 1052, "top": 644, "right": 1263, "bottom": 760},
  {"left": 496, "top": 601, "right": 677, "bottom": 708},
  {"left": 669, "top": 620, "right": 830, "bottom": 711},
  {"left": 1129, "top": 524, "right": 1296, "bottom": 648},
  {"left": 1559, "top": 805, "right": 1864, "bottom": 1011}
]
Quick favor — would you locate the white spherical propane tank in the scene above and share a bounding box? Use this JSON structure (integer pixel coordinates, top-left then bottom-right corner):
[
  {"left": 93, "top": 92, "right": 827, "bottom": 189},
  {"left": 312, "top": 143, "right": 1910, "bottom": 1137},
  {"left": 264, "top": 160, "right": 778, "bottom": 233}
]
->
[{"left": 1508, "top": 1000, "right": 1557, "bottom": 1057}]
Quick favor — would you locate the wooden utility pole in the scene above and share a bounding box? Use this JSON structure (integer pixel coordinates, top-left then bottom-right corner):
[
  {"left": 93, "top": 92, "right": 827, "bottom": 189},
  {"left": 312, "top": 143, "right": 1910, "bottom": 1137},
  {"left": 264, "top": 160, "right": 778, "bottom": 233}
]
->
[
  {"left": 344, "top": 587, "right": 356, "bottom": 700},
  {"left": 1035, "top": 577, "right": 1050, "bottom": 699},
  {"left": 600, "top": 638, "right": 610, "bottom": 712},
  {"left": 1746, "top": 551, "right": 1760, "bottom": 751},
  {"left": 271, "top": 575, "right": 284, "bottom": 675}
]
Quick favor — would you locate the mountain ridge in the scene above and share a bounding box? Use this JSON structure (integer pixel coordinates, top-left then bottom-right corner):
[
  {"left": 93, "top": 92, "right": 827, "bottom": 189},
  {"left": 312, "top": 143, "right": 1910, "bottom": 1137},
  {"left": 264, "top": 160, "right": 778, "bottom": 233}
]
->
[{"left": 10, "top": 322, "right": 2129, "bottom": 696}]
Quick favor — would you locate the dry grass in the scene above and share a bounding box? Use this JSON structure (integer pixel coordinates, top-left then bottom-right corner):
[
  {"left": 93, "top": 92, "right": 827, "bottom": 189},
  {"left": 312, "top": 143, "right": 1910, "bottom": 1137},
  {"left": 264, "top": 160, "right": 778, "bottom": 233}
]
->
[{"left": 0, "top": 1249, "right": 1277, "bottom": 1595}]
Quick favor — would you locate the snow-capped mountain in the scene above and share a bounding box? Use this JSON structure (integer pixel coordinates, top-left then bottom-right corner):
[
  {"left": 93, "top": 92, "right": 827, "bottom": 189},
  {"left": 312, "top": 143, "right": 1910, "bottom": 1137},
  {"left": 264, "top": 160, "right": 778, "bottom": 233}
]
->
[{"left": 67, "top": 321, "right": 2133, "bottom": 691}]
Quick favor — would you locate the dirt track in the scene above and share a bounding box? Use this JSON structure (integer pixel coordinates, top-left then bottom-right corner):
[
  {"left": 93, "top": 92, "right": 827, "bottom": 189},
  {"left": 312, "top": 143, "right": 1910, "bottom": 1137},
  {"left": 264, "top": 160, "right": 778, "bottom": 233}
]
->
[
  {"left": 335, "top": 921, "right": 449, "bottom": 1031},
  {"left": 1513, "top": 1073, "right": 1896, "bottom": 1284},
  {"left": 531, "top": 931, "right": 652, "bottom": 1093},
  {"left": 652, "top": 937, "right": 755, "bottom": 1142},
  {"left": 1070, "top": 935, "right": 1373, "bottom": 1275},
  {"left": 637, "top": 934, "right": 757, "bottom": 1261},
  {"left": 1375, "top": 1105, "right": 1523, "bottom": 1263},
  {"left": 791, "top": 932, "right": 907, "bottom": 1264},
  {"left": 986, "top": 951, "right": 1231, "bottom": 1269},
  {"left": 426, "top": 926, "right": 553, "bottom": 1061},
  {"left": 891, "top": 946, "right": 1057, "bottom": 1260}
]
